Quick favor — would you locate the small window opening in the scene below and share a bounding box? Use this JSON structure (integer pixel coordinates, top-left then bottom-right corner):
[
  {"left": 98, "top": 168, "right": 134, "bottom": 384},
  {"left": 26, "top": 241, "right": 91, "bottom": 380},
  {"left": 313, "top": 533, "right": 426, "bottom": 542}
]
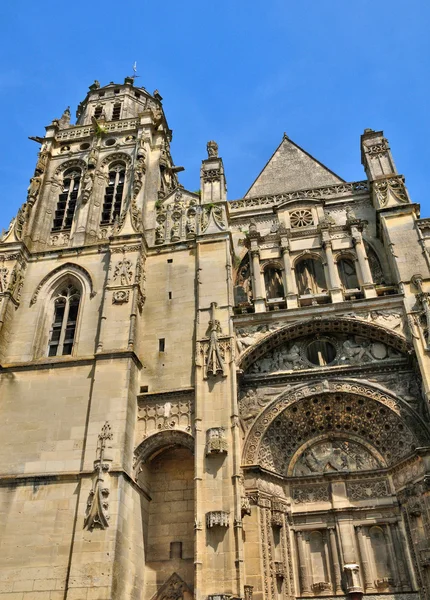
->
[
  {"left": 98, "top": 92, "right": 105, "bottom": 97},
  {"left": 168, "top": 291, "right": 172, "bottom": 300},
  {"left": 94, "top": 105, "right": 103, "bottom": 119},
  {"left": 170, "top": 541, "right": 182, "bottom": 559},
  {"left": 140, "top": 385, "right": 149, "bottom": 393},
  {"left": 135, "top": 91, "right": 141, "bottom": 99},
  {"left": 167, "top": 259, "right": 173, "bottom": 263},
  {"left": 306, "top": 340, "right": 336, "bottom": 366},
  {"left": 114, "top": 88, "right": 120, "bottom": 94},
  {"left": 112, "top": 103, "right": 121, "bottom": 121},
  {"left": 159, "top": 338, "right": 165, "bottom": 352}
]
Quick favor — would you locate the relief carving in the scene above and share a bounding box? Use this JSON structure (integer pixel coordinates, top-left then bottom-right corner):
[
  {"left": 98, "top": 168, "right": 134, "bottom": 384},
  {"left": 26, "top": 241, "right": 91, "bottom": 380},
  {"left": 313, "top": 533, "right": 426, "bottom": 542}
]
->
[
  {"left": 205, "top": 427, "right": 228, "bottom": 455},
  {"left": 293, "top": 439, "right": 381, "bottom": 476}
]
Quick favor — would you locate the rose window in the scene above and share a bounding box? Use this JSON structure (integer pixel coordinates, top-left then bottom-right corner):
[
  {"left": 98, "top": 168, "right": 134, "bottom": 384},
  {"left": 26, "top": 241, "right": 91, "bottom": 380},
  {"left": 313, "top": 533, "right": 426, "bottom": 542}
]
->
[{"left": 290, "top": 209, "right": 314, "bottom": 229}]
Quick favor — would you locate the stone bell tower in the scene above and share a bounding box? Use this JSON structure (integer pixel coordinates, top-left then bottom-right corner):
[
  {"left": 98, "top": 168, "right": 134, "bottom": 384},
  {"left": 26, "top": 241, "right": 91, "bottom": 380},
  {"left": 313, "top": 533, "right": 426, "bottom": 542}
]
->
[{"left": 0, "top": 78, "right": 430, "bottom": 600}]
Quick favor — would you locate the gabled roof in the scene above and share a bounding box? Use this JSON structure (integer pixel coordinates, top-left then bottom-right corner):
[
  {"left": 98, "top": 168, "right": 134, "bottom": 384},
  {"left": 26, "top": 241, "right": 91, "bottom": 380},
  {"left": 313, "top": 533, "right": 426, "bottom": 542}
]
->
[{"left": 244, "top": 134, "right": 344, "bottom": 198}]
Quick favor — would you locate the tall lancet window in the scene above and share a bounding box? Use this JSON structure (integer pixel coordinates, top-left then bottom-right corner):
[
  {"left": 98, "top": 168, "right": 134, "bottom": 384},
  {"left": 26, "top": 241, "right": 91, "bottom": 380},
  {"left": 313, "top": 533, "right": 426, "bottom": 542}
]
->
[
  {"left": 52, "top": 168, "right": 81, "bottom": 231},
  {"left": 101, "top": 162, "right": 126, "bottom": 224},
  {"left": 48, "top": 283, "right": 81, "bottom": 357}
]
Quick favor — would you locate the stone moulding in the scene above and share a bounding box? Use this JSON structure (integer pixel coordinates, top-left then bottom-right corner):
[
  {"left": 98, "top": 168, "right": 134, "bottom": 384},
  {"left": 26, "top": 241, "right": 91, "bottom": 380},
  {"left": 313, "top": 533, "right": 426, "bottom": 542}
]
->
[
  {"left": 229, "top": 180, "right": 369, "bottom": 211},
  {"left": 206, "top": 511, "right": 229, "bottom": 529}
]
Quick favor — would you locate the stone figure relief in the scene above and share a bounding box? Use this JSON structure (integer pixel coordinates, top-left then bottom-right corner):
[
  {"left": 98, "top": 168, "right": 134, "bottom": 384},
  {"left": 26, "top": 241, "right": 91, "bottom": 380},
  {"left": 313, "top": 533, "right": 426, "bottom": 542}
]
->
[
  {"left": 293, "top": 439, "right": 381, "bottom": 476},
  {"left": 248, "top": 334, "right": 402, "bottom": 375},
  {"left": 239, "top": 386, "right": 287, "bottom": 426}
]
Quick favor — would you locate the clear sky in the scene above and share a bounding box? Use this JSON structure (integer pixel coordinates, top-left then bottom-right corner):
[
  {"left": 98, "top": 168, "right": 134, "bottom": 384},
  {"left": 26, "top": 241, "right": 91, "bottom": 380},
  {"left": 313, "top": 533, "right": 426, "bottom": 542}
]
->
[{"left": 0, "top": 0, "right": 429, "bottom": 228}]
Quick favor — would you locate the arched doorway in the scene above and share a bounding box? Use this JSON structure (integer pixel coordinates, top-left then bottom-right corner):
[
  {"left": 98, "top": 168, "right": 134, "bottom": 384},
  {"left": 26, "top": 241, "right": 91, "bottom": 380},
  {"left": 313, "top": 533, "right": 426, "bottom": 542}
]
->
[{"left": 134, "top": 432, "right": 195, "bottom": 600}]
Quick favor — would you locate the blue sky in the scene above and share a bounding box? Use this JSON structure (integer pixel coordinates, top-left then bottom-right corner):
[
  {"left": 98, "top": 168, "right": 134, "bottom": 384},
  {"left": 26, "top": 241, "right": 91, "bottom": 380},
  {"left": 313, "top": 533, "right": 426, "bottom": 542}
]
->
[{"left": 1, "top": 0, "right": 429, "bottom": 228}]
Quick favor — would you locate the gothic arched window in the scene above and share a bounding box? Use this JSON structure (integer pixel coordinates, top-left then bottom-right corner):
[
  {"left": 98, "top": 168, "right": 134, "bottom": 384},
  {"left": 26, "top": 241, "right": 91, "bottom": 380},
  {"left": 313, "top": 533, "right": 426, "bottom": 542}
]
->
[
  {"left": 264, "top": 266, "right": 284, "bottom": 299},
  {"left": 337, "top": 258, "right": 359, "bottom": 290},
  {"left": 48, "top": 282, "right": 81, "bottom": 356},
  {"left": 101, "top": 162, "right": 126, "bottom": 224},
  {"left": 52, "top": 168, "right": 81, "bottom": 231},
  {"left": 112, "top": 103, "right": 121, "bottom": 121},
  {"left": 295, "top": 257, "right": 327, "bottom": 295}
]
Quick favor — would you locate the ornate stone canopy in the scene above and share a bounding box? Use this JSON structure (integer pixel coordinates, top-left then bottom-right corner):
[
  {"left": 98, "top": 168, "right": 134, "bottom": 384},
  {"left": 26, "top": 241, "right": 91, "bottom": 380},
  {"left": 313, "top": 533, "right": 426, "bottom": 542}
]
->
[{"left": 243, "top": 379, "right": 430, "bottom": 471}]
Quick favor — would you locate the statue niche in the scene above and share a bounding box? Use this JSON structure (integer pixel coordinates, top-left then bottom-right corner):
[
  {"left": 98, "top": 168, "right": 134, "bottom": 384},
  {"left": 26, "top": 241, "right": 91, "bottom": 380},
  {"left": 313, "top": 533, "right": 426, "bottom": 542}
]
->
[
  {"left": 295, "top": 257, "right": 327, "bottom": 295},
  {"left": 234, "top": 253, "right": 252, "bottom": 305},
  {"left": 264, "top": 265, "right": 284, "bottom": 300}
]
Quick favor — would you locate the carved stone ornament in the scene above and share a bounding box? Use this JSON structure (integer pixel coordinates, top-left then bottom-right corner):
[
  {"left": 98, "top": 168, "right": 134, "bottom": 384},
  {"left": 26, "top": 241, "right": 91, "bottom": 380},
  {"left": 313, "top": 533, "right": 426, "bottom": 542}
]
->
[
  {"left": 151, "top": 573, "right": 192, "bottom": 600},
  {"left": 229, "top": 180, "right": 369, "bottom": 211},
  {"left": 241, "top": 496, "right": 251, "bottom": 517},
  {"left": 205, "top": 427, "right": 228, "bottom": 455},
  {"left": 113, "top": 254, "right": 133, "bottom": 285},
  {"left": 207, "top": 140, "right": 218, "bottom": 158},
  {"left": 112, "top": 289, "right": 129, "bottom": 304},
  {"left": 374, "top": 175, "right": 408, "bottom": 207},
  {"left": 343, "top": 563, "right": 363, "bottom": 594},
  {"left": 206, "top": 511, "right": 229, "bottom": 529},
  {"left": 84, "top": 422, "right": 113, "bottom": 530},
  {"left": 244, "top": 586, "right": 253, "bottom": 600}
]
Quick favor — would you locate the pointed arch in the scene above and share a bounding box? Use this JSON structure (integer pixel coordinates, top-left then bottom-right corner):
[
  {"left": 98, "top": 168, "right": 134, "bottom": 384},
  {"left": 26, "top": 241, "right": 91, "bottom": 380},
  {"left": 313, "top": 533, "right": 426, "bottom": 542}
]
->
[
  {"left": 30, "top": 262, "right": 95, "bottom": 306},
  {"left": 134, "top": 430, "right": 194, "bottom": 469},
  {"left": 242, "top": 378, "right": 430, "bottom": 469}
]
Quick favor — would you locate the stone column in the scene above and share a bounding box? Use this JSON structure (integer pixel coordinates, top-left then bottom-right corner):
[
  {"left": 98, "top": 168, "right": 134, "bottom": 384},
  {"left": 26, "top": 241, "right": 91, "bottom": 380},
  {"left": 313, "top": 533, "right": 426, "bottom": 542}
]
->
[
  {"left": 296, "top": 530, "right": 311, "bottom": 596},
  {"left": 355, "top": 526, "right": 375, "bottom": 592},
  {"left": 281, "top": 241, "right": 298, "bottom": 308},
  {"left": 328, "top": 527, "right": 342, "bottom": 593},
  {"left": 351, "top": 225, "right": 377, "bottom": 298},
  {"left": 250, "top": 248, "right": 265, "bottom": 313},
  {"left": 320, "top": 226, "right": 343, "bottom": 303},
  {"left": 389, "top": 522, "right": 409, "bottom": 590}
]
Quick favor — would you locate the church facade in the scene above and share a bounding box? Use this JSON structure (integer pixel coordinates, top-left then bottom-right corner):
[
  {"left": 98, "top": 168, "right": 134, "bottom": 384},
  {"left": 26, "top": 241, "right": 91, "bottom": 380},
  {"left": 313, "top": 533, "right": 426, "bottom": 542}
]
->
[{"left": 0, "top": 78, "right": 430, "bottom": 600}]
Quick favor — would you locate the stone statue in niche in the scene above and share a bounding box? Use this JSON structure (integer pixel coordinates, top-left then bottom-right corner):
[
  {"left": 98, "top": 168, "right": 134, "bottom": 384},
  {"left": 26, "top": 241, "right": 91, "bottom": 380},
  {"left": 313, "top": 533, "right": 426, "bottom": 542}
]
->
[
  {"left": 81, "top": 170, "right": 94, "bottom": 204},
  {"left": 294, "top": 439, "right": 381, "bottom": 476},
  {"left": 186, "top": 213, "right": 196, "bottom": 238},
  {"left": 171, "top": 220, "right": 180, "bottom": 242},
  {"left": 155, "top": 221, "right": 165, "bottom": 244},
  {"left": 27, "top": 176, "right": 41, "bottom": 202}
]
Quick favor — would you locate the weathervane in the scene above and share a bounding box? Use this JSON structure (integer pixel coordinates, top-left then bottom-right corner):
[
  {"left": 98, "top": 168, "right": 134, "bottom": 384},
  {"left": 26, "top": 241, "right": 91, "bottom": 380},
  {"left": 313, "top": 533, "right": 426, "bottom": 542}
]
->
[{"left": 131, "top": 61, "right": 140, "bottom": 80}]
